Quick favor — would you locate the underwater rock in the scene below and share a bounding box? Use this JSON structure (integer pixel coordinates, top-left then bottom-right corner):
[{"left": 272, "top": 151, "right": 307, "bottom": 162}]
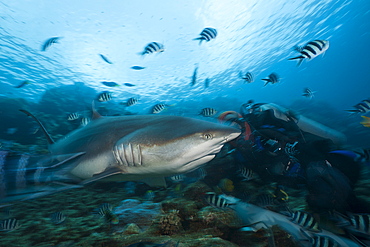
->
[
  {"left": 182, "top": 181, "right": 212, "bottom": 202},
  {"left": 123, "top": 223, "right": 142, "bottom": 235},
  {"left": 114, "top": 199, "right": 161, "bottom": 230}
]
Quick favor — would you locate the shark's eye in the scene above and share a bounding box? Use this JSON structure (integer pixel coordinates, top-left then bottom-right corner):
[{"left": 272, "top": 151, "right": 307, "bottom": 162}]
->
[{"left": 203, "top": 133, "right": 214, "bottom": 140}]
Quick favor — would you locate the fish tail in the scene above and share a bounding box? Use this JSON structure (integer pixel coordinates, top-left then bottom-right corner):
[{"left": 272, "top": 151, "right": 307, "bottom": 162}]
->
[
  {"left": 193, "top": 37, "right": 203, "bottom": 45},
  {"left": 261, "top": 79, "right": 270, "bottom": 86},
  {"left": 288, "top": 56, "right": 304, "bottom": 66}
]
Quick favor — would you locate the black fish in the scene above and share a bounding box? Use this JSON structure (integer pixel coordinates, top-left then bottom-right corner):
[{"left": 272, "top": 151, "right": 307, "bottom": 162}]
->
[
  {"left": 14, "top": 80, "right": 31, "bottom": 88},
  {"left": 99, "top": 54, "right": 113, "bottom": 64},
  {"left": 194, "top": 27, "right": 217, "bottom": 44},
  {"left": 140, "top": 42, "right": 164, "bottom": 55},
  {"left": 261, "top": 73, "right": 279, "bottom": 86},
  {"left": 41, "top": 37, "right": 60, "bottom": 51},
  {"left": 130, "top": 66, "right": 145, "bottom": 70},
  {"left": 204, "top": 78, "right": 210, "bottom": 88},
  {"left": 289, "top": 40, "right": 329, "bottom": 66},
  {"left": 191, "top": 66, "right": 198, "bottom": 86}
]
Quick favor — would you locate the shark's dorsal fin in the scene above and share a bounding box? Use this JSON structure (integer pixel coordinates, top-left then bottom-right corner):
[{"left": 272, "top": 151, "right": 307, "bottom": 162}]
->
[
  {"left": 91, "top": 100, "right": 102, "bottom": 120},
  {"left": 19, "top": 109, "right": 55, "bottom": 145}
]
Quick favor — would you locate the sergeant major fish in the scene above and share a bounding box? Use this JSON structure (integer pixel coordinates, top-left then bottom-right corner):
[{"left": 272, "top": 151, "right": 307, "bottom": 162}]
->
[
  {"left": 199, "top": 108, "right": 217, "bottom": 117},
  {"left": 346, "top": 99, "right": 370, "bottom": 114},
  {"left": 0, "top": 107, "right": 240, "bottom": 206},
  {"left": 302, "top": 88, "right": 315, "bottom": 99},
  {"left": 261, "top": 73, "right": 279, "bottom": 86},
  {"left": 289, "top": 40, "right": 329, "bottom": 66},
  {"left": 139, "top": 42, "right": 164, "bottom": 55},
  {"left": 193, "top": 27, "right": 217, "bottom": 45},
  {"left": 97, "top": 91, "right": 113, "bottom": 102},
  {"left": 240, "top": 72, "right": 254, "bottom": 84}
]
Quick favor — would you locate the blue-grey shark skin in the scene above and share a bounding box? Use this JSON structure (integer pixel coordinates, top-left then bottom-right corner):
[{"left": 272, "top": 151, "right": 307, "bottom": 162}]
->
[
  {"left": 223, "top": 196, "right": 360, "bottom": 247},
  {"left": 49, "top": 114, "right": 240, "bottom": 184}
]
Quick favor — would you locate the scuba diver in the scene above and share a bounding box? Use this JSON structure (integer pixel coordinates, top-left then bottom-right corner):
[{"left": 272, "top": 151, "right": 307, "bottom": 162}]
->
[{"left": 218, "top": 100, "right": 370, "bottom": 214}]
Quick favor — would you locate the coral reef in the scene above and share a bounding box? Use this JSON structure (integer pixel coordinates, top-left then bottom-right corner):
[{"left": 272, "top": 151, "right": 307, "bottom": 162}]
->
[{"left": 157, "top": 209, "right": 182, "bottom": 235}]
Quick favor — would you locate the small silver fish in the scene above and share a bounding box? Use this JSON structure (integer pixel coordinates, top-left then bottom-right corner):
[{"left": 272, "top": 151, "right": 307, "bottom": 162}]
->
[
  {"left": 194, "top": 27, "right": 217, "bottom": 45},
  {"left": 140, "top": 42, "right": 164, "bottom": 55}
]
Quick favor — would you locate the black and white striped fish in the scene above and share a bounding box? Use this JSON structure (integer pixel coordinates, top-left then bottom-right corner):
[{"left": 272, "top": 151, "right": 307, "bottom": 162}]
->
[
  {"left": 346, "top": 99, "right": 370, "bottom": 114},
  {"left": 140, "top": 42, "right": 164, "bottom": 55},
  {"left": 301, "top": 230, "right": 340, "bottom": 247},
  {"left": 41, "top": 37, "right": 60, "bottom": 51},
  {"left": 80, "top": 117, "right": 90, "bottom": 127},
  {"left": 238, "top": 167, "right": 255, "bottom": 181},
  {"left": 255, "top": 194, "right": 277, "bottom": 208},
  {"left": 338, "top": 212, "right": 370, "bottom": 236},
  {"left": 0, "top": 218, "right": 21, "bottom": 232},
  {"left": 170, "top": 174, "right": 185, "bottom": 183},
  {"left": 204, "top": 192, "right": 235, "bottom": 208},
  {"left": 125, "top": 97, "right": 139, "bottom": 107},
  {"left": 50, "top": 211, "right": 66, "bottom": 225},
  {"left": 97, "top": 91, "right": 113, "bottom": 102},
  {"left": 289, "top": 40, "right": 329, "bottom": 66},
  {"left": 200, "top": 108, "right": 217, "bottom": 117},
  {"left": 240, "top": 72, "right": 254, "bottom": 83},
  {"left": 151, "top": 103, "right": 169, "bottom": 114},
  {"left": 291, "top": 210, "right": 321, "bottom": 232},
  {"left": 93, "top": 203, "right": 119, "bottom": 224},
  {"left": 67, "top": 112, "right": 80, "bottom": 121},
  {"left": 302, "top": 88, "right": 315, "bottom": 99},
  {"left": 261, "top": 73, "right": 279, "bottom": 86},
  {"left": 193, "top": 27, "right": 217, "bottom": 44}
]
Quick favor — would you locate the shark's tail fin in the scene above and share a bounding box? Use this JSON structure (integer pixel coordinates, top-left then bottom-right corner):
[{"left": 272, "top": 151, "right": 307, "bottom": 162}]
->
[{"left": 0, "top": 150, "right": 85, "bottom": 207}]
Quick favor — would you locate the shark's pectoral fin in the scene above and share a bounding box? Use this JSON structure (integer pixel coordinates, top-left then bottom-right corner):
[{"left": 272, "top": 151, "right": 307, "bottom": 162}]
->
[
  {"left": 140, "top": 177, "right": 167, "bottom": 187},
  {"left": 80, "top": 167, "right": 123, "bottom": 185}
]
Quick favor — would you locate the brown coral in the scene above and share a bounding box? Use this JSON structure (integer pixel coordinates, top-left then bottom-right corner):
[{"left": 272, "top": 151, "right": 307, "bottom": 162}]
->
[{"left": 158, "top": 210, "right": 182, "bottom": 235}]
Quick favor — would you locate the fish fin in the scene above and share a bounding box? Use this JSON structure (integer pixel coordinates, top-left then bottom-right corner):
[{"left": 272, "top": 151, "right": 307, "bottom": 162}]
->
[
  {"left": 19, "top": 109, "right": 54, "bottom": 145},
  {"left": 288, "top": 56, "right": 304, "bottom": 66},
  {"left": 261, "top": 79, "right": 270, "bottom": 86},
  {"left": 140, "top": 177, "right": 167, "bottom": 187},
  {"left": 80, "top": 167, "right": 124, "bottom": 185},
  {"left": 91, "top": 101, "right": 102, "bottom": 120}
]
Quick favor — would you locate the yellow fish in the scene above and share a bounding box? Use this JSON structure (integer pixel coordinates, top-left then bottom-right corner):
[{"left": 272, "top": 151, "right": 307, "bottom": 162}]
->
[{"left": 360, "top": 116, "right": 370, "bottom": 127}]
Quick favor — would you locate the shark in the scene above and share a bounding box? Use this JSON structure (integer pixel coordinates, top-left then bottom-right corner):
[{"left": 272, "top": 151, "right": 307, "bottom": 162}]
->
[{"left": 0, "top": 109, "right": 240, "bottom": 206}]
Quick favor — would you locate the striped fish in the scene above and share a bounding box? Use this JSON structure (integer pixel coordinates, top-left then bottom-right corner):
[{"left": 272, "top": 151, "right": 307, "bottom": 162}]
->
[
  {"left": 151, "top": 103, "right": 168, "bottom": 114},
  {"left": 240, "top": 72, "right": 254, "bottom": 83},
  {"left": 67, "top": 112, "right": 80, "bottom": 121},
  {"left": 170, "top": 174, "right": 185, "bottom": 183},
  {"left": 50, "top": 211, "right": 66, "bottom": 225},
  {"left": 346, "top": 99, "right": 370, "bottom": 114},
  {"left": 289, "top": 40, "right": 329, "bottom": 66},
  {"left": 255, "top": 194, "right": 277, "bottom": 208},
  {"left": 140, "top": 42, "right": 164, "bottom": 55},
  {"left": 93, "top": 203, "right": 119, "bottom": 224},
  {"left": 200, "top": 108, "right": 217, "bottom": 117},
  {"left": 204, "top": 192, "right": 235, "bottom": 208},
  {"left": 291, "top": 211, "right": 321, "bottom": 232},
  {"left": 238, "top": 167, "right": 255, "bottom": 181},
  {"left": 97, "top": 91, "right": 113, "bottom": 102},
  {"left": 261, "top": 73, "right": 279, "bottom": 86},
  {"left": 0, "top": 218, "right": 21, "bottom": 232},
  {"left": 344, "top": 213, "right": 370, "bottom": 235},
  {"left": 41, "top": 37, "right": 60, "bottom": 51},
  {"left": 80, "top": 117, "right": 90, "bottom": 127},
  {"left": 194, "top": 27, "right": 217, "bottom": 44},
  {"left": 301, "top": 230, "right": 340, "bottom": 247},
  {"left": 302, "top": 88, "right": 315, "bottom": 99},
  {"left": 121, "top": 97, "right": 139, "bottom": 107}
]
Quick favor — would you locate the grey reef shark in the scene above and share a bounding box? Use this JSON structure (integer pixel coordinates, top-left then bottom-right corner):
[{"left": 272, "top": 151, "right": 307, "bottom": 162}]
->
[{"left": 0, "top": 105, "right": 240, "bottom": 207}]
